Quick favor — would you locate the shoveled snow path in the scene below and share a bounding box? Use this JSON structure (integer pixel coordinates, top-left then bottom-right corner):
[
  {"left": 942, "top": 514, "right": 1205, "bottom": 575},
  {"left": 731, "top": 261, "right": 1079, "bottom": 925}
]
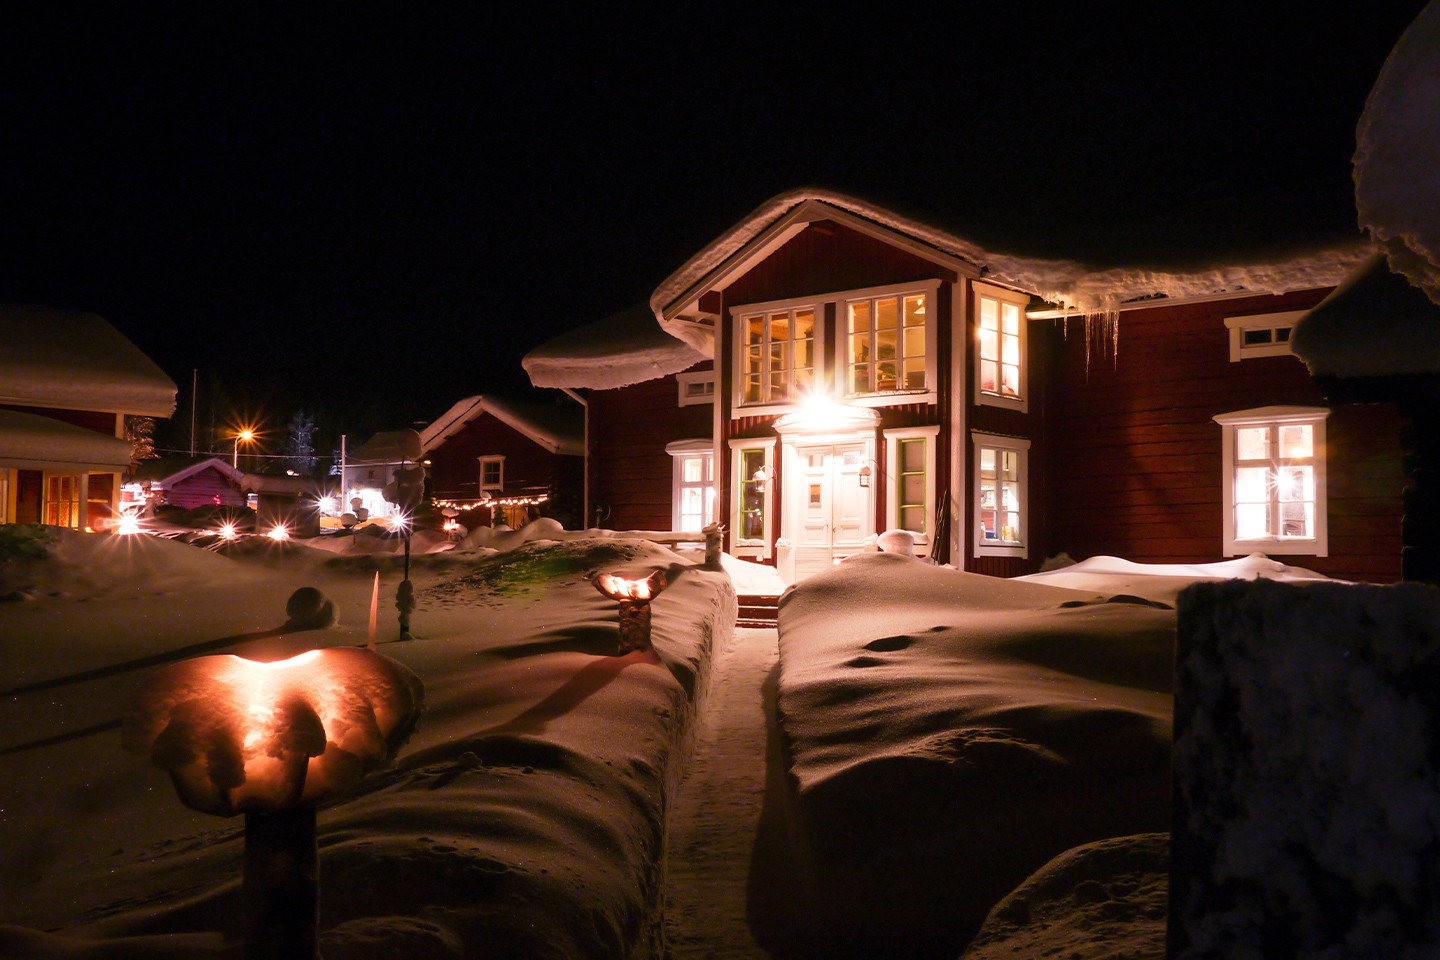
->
[{"left": 664, "top": 626, "right": 779, "bottom": 959}]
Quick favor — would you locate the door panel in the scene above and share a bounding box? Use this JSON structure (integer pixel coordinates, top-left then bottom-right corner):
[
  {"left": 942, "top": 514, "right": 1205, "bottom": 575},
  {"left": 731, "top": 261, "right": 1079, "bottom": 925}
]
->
[{"left": 788, "top": 440, "right": 874, "bottom": 581}]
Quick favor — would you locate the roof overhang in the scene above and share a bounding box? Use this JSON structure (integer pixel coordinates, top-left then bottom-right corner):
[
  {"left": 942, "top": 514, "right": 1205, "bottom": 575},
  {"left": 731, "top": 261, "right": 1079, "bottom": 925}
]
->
[{"left": 0, "top": 408, "right": 134, "bottom": 472}]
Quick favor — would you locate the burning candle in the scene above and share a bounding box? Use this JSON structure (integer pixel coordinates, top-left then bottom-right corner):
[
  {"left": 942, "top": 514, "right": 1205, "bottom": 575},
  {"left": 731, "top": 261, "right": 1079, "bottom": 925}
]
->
[{"left": 593, "top": 570, "right": 668, "bottom": 653}]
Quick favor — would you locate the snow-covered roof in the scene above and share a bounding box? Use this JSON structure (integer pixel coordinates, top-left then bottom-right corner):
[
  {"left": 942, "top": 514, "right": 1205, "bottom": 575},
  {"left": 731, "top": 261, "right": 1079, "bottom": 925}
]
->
[
  {"left": 420, "top": 394, "right": 583, "bottom": 456},
  {"left": 1354, "top": 1, "right": 1440, "bottom": 308},
  {"left": 0, "top": 305, "right": 177, "bottom": 417},
  {"left": 131, "top": 456, "right": 244, "bottom": 488},
  {"left": 522, "top": 303, "right": 706, "bottom": 390},
  {"left": 349, "top": 429, "right": 423, "bottom": 464},
  {"left": 650, "top": 188, "right": 1372, "bottom": 353},
  {"left": 0, "top": 408, "right": 134, "bottom": 471},
  {"left": 1292, "top": 254, "right": 1440, "bottom": 379}
]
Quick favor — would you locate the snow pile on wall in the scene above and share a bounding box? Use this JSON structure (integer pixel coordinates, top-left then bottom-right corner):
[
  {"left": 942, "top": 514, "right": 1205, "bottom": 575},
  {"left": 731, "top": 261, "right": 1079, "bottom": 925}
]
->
[
  {"left": 1173, "top": 578, "right": 1440, "bottom": 958},
  {"left": 770, "top": 553, "right": 1174, "bottom": 958},
  {"left": 1354, "top": 1, "right": 1440, "bottom": 308}
]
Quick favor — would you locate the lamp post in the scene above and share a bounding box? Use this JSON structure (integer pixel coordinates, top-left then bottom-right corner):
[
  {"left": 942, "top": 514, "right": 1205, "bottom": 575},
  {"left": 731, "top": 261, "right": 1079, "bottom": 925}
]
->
[
  {"left": 123, "top": 647, "right": 425, "bottom": 960},
  {"left": 233, "top": 428, "right": 255, "bottom": 469}
]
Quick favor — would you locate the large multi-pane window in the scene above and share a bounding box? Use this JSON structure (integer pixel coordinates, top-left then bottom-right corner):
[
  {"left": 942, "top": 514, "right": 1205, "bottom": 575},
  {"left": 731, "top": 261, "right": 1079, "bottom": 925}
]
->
[
  {"left": 847, "top": 293, "right": 927, "bottom": 395},
  {"left": 973, "top": 433, "right": 1029, "bottom": 557},
  {"left": 741, "top": 306, "right": 814, "bottom": 405},
  {"left": 44, "top": 474, "right": 81, "bottom": 528},
  {"left": 974, "top": 283, "right": 1028, "bottom": 411},
  {"left": 1216, "top": 407, "right": 1329, "bottom": 555},
  {"left": 667, "top": 440, "right": 715, "bottom": 531}
]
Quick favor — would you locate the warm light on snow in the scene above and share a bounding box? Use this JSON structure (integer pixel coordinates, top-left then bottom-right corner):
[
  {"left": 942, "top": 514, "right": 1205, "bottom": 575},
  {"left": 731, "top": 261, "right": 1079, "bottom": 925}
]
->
[
  {"left": 122, "top": 647, "right": 424, "bottom": 816},
  {"left": 114, "top": 511, "right": 143, "bottom": 536},
  {"left": 594, "top": 571, "right": 666, "bottom": 601}
]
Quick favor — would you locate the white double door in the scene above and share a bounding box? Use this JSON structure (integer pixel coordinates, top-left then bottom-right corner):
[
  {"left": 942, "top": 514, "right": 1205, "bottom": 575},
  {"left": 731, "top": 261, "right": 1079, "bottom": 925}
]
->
[{"left": 785, "top": 438, "right": 874, "bottom": 582}]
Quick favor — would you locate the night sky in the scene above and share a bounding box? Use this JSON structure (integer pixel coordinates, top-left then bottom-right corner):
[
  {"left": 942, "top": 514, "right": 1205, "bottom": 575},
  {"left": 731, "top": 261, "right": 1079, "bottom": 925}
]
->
[{"left": 0, "top": 4, "right": 1428, "bottom": 454}]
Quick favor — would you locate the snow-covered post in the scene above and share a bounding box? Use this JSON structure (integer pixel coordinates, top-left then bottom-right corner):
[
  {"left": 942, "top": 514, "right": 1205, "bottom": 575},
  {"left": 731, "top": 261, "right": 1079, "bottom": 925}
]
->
[
  {"left": 122, "top": 648, "right": 425, "bottom": 960},
  {"left": 593, "top": 570, "right": 668, "bottom": 653},
  {"left": 702, "top": 522, "right": 725, "bottom": 566}
]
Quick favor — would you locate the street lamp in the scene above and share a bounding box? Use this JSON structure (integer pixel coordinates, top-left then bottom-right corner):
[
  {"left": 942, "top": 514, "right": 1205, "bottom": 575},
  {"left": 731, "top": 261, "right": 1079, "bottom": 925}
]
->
[{"left": 233, "top": 428, "right": 256, "bottom": 469}]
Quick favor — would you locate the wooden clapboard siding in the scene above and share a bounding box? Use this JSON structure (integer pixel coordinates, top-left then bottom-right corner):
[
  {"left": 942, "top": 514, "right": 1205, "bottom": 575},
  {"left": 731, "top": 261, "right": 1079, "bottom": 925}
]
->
[
  {"left": 1044, "top": 291, "right": 1404, "bottom": 583},
  {"left": 163, "top": 466, "right": 246, "bottom": 509},
  {"left": 589, "top": 368, "right": 712, "bottom": 531}
]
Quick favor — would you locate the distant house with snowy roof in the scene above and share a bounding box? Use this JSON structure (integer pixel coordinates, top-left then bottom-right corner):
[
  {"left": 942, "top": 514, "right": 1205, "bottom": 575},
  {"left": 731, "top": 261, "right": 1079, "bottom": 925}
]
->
[
  {"left": 128, "top": 456, "right": 247, "bottom": 510},
  {"left": 0, "top": 305, "right": 177, "bottom": 530},
  {"left": 420, "top": 394, "right": 584, "bottom": 530},
  {"left": 524, "top": 187, "right": 1409, "bottom": 585}
]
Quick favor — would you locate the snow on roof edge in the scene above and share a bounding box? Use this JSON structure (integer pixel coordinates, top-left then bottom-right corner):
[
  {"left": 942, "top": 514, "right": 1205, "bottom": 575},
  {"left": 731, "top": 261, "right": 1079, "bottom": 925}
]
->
[
  {"left": 523, "top": 303, "right": 705, "bottom": 390},
  {"left": 419, "top": 395, "right": 583, "bottom": 456}
]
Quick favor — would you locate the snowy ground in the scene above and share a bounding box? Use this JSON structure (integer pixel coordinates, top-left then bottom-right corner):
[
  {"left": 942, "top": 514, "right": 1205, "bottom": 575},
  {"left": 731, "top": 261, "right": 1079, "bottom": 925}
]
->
[
  {"left": 0, "top": 520, "right": 1330, "bottom": 959},
  {"left": 0, "top": 522, "right": 734, "bottom": 959}
]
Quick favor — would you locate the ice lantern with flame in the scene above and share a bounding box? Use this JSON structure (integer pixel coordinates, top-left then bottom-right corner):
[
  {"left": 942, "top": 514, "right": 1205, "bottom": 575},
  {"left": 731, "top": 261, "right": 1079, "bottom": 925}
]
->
[
  {"left": 123, "top": 647, "right": 424, "bottom": 960},
  {"left": 593, "top": 569, "right": 668, "bottom": 653}
]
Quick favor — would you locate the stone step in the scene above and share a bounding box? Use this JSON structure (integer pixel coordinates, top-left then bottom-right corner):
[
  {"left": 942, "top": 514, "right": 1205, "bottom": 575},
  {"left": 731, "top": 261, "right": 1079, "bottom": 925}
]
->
[{"left": 735, "top": 594, "right": 780, "bottom": 627}]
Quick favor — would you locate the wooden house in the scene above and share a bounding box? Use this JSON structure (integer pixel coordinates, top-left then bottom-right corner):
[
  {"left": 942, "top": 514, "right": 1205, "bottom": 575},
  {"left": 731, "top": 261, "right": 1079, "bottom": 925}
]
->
[
  {"left": 525, "top": 189, "right": 1406, "bottom": 585},
  {"left": 421, "top": 394, "right": 584, "bottom": 530},
  {"left": 128, "top": 456, "right": 247, "bottom": 510},
  {"left": 0, "top": 306, "right": 176, "bottom": 530}
]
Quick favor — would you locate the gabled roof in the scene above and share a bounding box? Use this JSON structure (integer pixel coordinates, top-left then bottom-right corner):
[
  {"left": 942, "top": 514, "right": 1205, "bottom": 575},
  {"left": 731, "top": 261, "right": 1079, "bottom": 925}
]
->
[
  {"left": 0, "top": 305, "right": 177, "bottom": 417},
  {"left": 650, "top": 188, "right": 1372, "bottom": 354},
  {"left": 0, "top": 408, "right": 134, "bottom": 471},
  {"left": 420, "top": 395, "right": 583, "bottom": 456},
  {"left": 522, "top": 303, "right": 705, "bottom": 391},
  {"left": 131, "top": 456, "right": 244, "bottom": 488},
  {"left": 350, "top": 429, "right": 423, "bottom": 464}
]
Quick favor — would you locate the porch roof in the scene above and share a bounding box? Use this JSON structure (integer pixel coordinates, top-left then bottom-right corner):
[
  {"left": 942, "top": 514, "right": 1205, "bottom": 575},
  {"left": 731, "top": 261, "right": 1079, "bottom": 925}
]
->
[{"left": 0, "top": 408, "right": 134, "bottom": 472}]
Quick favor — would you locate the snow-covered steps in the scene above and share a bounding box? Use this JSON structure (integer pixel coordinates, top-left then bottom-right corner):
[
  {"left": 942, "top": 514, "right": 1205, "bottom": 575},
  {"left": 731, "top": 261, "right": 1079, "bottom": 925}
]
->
[{"left": 736, "top": 594, "right": 779, "bottom": 627}]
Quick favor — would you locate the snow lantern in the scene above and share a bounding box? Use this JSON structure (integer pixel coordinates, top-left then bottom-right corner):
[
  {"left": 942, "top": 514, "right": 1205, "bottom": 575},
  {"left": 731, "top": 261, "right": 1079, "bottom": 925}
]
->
[
  {"left": 123, "top": 647, "right": 424, "bottom": 960},
  {"left": 593, "top": 569, "right": 668, "bottom": 653}
]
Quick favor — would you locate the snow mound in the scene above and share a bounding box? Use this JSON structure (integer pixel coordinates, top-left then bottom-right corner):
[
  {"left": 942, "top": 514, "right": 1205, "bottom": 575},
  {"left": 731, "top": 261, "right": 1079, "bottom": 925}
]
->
[
  {"left": 771, "top": 553, "right": 1173, "bottom": 957},
  {"left": 963, "top": 833, "right": 1169, "bottom": 960},
  {"left": 1017, "top": 552, "right": 1333, "bottom": 604}
]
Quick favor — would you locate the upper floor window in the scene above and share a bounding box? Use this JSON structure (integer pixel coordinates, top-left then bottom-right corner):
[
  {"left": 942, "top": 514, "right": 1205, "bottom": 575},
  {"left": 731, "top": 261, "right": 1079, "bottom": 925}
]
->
[
  {"left": 740, "top": 305, "right": 815, "bottom": 405},
  {"left": 974, "top": 282, "right": 1029, "bottom": 411},
  {"left": 1215, "top": 406, "right": 1329, "bottom": 556},
  {"left": 479, "top": 455, "right": 504, "bottom": 491},
  {"left": 846, "top": 293, "right": 927, "bottom": 395},
  {"left": 677, "top": 370, "right": 716, "bottom": 406},
  {"left": 1224, "top": 310, "right": 1304, "bottom": 361}
]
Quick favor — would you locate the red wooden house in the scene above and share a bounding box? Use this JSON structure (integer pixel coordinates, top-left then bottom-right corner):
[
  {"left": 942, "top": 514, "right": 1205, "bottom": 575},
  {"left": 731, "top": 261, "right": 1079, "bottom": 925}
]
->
[
  {"left": 1, "top": 306, "right": 177, "bottom": 531},
  {"left": 420, "top": 394, "right": 585, "bottom": 530},
  {"left": 524, "top": 189, "right": 1405, "bottom": 585},
  {"left": 128, "top": 456, "right": 247, "bottom": 511}
]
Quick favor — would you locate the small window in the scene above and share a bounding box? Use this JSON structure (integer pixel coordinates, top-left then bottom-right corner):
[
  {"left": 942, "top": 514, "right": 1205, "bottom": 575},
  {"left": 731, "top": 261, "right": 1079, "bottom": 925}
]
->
[
  {"left": 1215, "top": 406, "right": 1329, "bottom": 555},
  {"left": 972, "top": 433, "right": 1030, "bottom": 558},
  {"left": 479, "top": 456, "right": 505, "bottom": 492},
  {"left": 729, "top": 438, "right": 776, "bottom": 557},
  {"left": 974, "top": 282, "right": 1029, "bottom": 411},
  {"left": 677, "top": 370, "right": 716, "bottom": 406},
  {"left": 1225, "top": 311, "right": 1304, "bottom": 361},
  {"left": 666, "top": 439, "right": 715, "bottom": 531},
  {"left": 44, "top": 474, "right": 82, "bottom": 528}
]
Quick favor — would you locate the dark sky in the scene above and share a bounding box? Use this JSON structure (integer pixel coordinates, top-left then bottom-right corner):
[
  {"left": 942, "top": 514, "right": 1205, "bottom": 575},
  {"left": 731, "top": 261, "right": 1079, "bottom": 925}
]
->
[{"left": 0, "top": 4, "right": 1428, "bottom": 448}]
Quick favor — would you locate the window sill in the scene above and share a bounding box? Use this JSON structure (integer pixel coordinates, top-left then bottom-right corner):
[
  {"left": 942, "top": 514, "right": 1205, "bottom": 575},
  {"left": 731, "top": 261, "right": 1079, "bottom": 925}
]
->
[{"left": 1226, "top": 539, "right": 1327, "bottom": 557}]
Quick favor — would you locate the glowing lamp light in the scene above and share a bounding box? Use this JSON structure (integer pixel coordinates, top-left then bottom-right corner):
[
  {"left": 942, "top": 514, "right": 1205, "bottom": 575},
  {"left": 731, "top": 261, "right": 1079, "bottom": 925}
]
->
[
  {"left": 115, "top": 511, "right": 143, "bottom": 535},
  {"left": 387, "top": 513, "right": 410, "bottom": 534},
  {"left": 593, "top": 569, "right": 668, "bottom": 653},
  {"left": 123, "top": 647, "right": 424, "bottom": 959},
  {"left": 266, "top": 525, "right": 290, "bottom": 541},
  {"left": 217, "top": 522, "right": 239, "bottom": 540}
]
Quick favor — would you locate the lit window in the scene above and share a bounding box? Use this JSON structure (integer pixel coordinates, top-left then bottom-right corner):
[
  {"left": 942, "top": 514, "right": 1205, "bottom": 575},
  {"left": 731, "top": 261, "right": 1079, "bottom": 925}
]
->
[
  {"left": 1224, "top": 311, "right": 1304, "bottom": 361},
  {"left": 740, "top": 306, "right": 815, "bottom": 405},
  {"left": 1215, "top": 407, "right": 1329, "bottom": 555},
  {"left": 729, "top": 438, "right": 776, "bottom": 556},
  {"left": 973, "top": 433, "right": 1030, "bottom": 557},
  {"left": 666, "top": 439, "right": 715, "bottom": 531},
  {"left": 44, "top": 474, "right": 82, "bottom": 528},
  {"left": 974, "top": 282, "right": 1028, "bottom": 411},
  {"left": 885, "top": 426, "right": 939, "bottom": 556},
  {"left": 0, "top": 469, "right": 10, "bottom": 524},
  {"left": 847, "top": 293, "right": 928, "bottom": 395},
  {"left": 479, "top": 456, "right": 504, "bottom": 491},
  {"left": 677, "top": 370, "right": 716, "bottom": 406}
]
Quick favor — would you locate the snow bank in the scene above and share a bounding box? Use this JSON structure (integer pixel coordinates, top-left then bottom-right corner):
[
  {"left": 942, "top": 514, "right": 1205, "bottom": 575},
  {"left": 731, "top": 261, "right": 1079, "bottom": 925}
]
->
[
  {"left": 0, "top": 534, "right": 736, "bottom": 959},
  {"left": 1017, "top": 552, "right": 1334, "bottom": 605},
  {"left": 770, "top": 553, "right": 1174, "bottom": 957},
  {"left": 1173, "top": 578, "right": 1440, "bottom": 958}
]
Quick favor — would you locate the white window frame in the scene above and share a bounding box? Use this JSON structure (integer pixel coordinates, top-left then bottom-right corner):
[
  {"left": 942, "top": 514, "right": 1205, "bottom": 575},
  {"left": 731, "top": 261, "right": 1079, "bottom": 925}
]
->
[
  {"left": 1215, "top": 406, "right": 1329, "bottom": 556},
  {"left": 840, "top": 280, "right": 941, "bottom": 405},
  {"left": 478, "top": 455, "right": 505, "bottom": 492},
  {"left": 972, "top": 432, "right": 1030, "bottom": 558},
  {"left": 884, "top": 425, "right": 939, "bottom": 557},
  {"left": 666, "top": 438, "right": 715, "bottom": 532},
  {"left": 972, "top": 281, "right": 1029, "bottom": 413},
  {"left": 728, "top": 437, "right": 776, "bottom": 559},
  {"left": 1224, "top": 310, "right": 1304, "bottom": 361},
  {"left": 0, "top": 468, "right": 11, "bottom": 524},
  {"left": 677, "top": 370, "right": 716, "bottom": 406},
  {"left": 731, "top": 295, "right": 821, "bottom": 415},
  {"left": 42, "top": 471, "right": 84, "bottom": 529}
]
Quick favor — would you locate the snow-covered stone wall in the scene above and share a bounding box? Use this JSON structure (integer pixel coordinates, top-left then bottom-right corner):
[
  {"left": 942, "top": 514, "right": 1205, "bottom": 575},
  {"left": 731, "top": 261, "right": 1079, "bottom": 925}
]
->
[{"left": 1172, "top": 578, "right": 1440, "bottom": 958}]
